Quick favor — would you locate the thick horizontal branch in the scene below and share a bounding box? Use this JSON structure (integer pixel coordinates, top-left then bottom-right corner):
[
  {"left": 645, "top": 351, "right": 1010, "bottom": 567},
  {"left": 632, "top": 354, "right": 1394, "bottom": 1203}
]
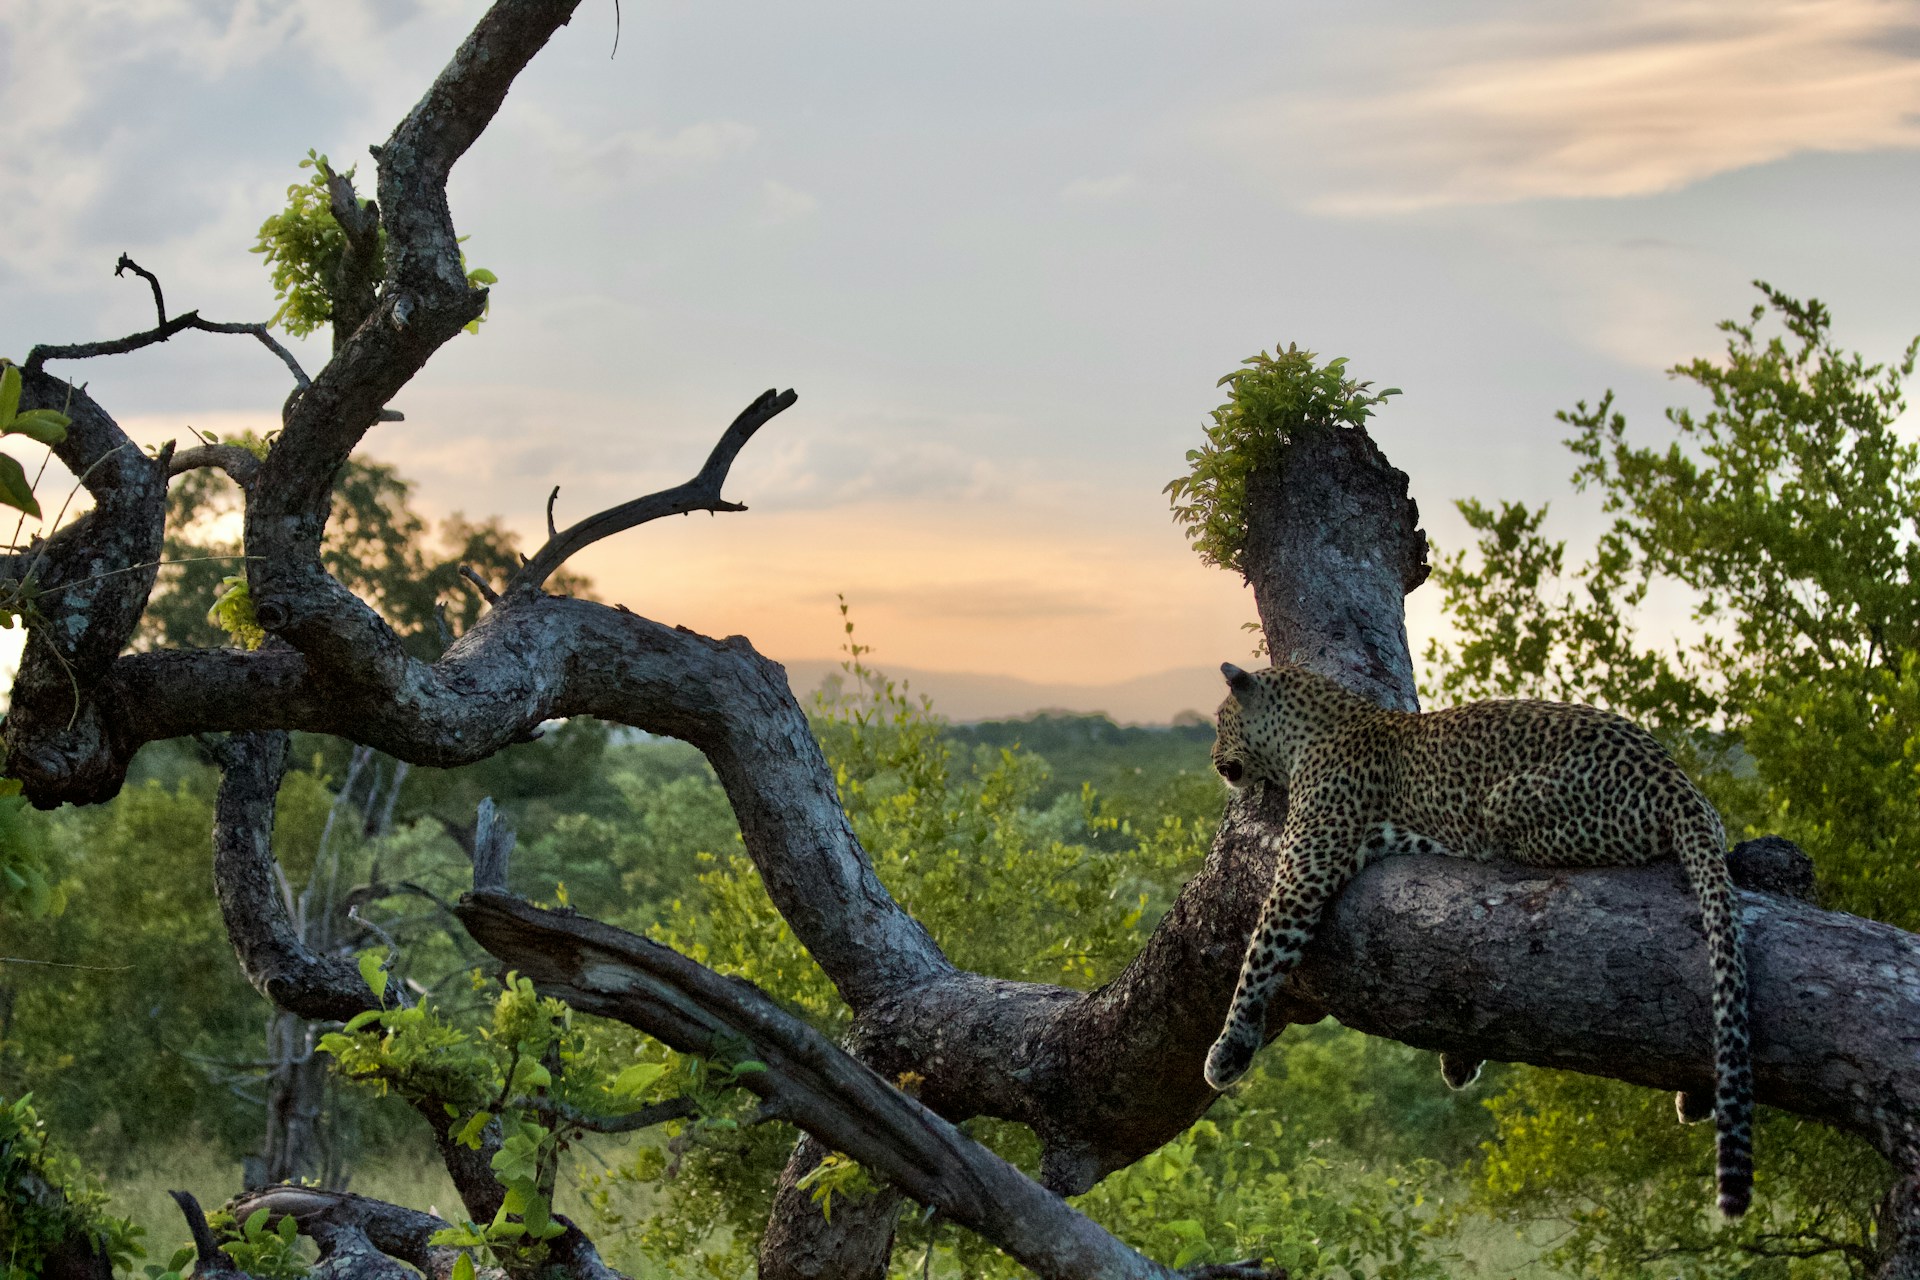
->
[
  {"left": 455, "top": 892, "right": 1273, "bottom": 1280},
  {"left": 1295, "top": 853, "right": 1920, "bottom": 1152},
  {"left": 171, "top": 443, "right": 265, "bottom": 486},
  {"left": 510, "top": 388, "right": 797, "bottom": 594},
  {"left": 35, "top": 595, "right": 945, "bottom": 996}
]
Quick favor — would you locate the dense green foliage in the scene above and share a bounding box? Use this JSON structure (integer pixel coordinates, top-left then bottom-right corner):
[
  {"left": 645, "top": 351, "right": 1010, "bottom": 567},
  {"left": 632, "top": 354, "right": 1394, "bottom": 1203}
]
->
[
  {"left": 1427, "top": 284, "right": 1915, "bottom": 1276},
  {"left": 1166, "top": 345, "right": 1399, "bottom": 573},
  {"left": 0, "top": 1093, "right": 145, "bottom": 1280}
]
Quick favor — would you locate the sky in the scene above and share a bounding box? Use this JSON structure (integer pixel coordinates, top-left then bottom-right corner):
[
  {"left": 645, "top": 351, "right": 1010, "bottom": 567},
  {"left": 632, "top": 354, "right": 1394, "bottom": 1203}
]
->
[{"left": 1, "top": 0, "right": 1916, "bottom": 715}]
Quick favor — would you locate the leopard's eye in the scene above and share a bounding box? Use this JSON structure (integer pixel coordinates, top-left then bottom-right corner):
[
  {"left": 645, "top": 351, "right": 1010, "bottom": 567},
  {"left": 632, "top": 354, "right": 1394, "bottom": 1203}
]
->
[{"left": 1217, "top": 759, "right": 1245, "bottom": 784}]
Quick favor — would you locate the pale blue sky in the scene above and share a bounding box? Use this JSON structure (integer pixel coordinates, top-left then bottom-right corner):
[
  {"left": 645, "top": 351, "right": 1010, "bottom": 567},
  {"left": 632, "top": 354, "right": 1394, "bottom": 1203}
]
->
[{"left": 2, "top": 0, "right": 1915, "bottom": 701}]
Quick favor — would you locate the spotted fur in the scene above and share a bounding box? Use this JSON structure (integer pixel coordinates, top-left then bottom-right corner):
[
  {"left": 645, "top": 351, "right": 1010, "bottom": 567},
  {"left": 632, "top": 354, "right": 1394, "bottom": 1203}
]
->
[{"left": 1203, "top": 661, "right": 1753, "bottom": 1219}]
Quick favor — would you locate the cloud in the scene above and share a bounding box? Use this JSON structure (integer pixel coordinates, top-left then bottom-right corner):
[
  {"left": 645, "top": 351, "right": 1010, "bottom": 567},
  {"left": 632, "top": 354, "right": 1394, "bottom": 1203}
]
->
[
  {"left": 740, "top": 433, "right": 1009, "bottom": 508},
  {"left": 1210, "top": 0, "right": 1920, "bottom": 213},
  {"left": 757, "top": 178, "right": 818, "bottom": 226},
  {"left": 553, "top": 119, "right": 760, "bottom": 182},
  {"left": 1059, "top": 172, "right": 1137, "bottom": 202}
]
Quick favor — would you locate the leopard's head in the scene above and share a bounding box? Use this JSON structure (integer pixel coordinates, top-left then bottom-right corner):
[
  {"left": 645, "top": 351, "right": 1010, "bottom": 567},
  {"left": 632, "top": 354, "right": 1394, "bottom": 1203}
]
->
[
  {"left": 1213, "top": 661, "right": 1367, "bottom": 793},
  {"left": 1213, "top": 662, "right": 1280, "bottom": 791}
]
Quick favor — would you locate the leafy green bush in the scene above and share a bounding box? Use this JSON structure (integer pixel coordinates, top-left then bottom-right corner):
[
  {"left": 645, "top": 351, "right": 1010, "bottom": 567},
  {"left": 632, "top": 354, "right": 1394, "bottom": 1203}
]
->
[
  {"left": 1427, "top": 283, "right": 1913, "bottom": 1274},
  {"left": 0, "top": 1094, "right": 144, "bottom": 1280},
  {"left": 1475, "top": 1068, "right": 1886, "bottom": 1280}
]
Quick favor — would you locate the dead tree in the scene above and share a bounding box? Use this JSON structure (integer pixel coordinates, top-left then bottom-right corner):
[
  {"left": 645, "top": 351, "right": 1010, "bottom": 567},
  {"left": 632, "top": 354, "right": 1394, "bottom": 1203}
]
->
[{"left": 3, "top": 2, "right": 1916, "bottom": 1277}]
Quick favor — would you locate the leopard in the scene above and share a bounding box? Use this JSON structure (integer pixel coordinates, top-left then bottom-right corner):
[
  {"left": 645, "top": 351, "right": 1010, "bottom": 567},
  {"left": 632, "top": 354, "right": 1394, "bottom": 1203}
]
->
[{"left": 1202, "top": 661, "right": 1753, "bottom": 1219}]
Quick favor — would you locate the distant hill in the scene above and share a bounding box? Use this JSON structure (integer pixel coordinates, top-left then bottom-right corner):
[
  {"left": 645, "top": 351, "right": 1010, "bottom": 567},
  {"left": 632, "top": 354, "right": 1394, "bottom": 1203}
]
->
[{"left": 776, "top": 659, "right": 1223, "bottom": 726}]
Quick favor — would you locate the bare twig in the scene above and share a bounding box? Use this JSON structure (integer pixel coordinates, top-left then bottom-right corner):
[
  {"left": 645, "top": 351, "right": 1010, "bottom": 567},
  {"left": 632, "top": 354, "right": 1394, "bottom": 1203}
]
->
[
  {"left": 115, "top": 253, "right": 166, "bottom": 327},
  {"left": 170, "top": 1190, "right": 241, "bottom": 1275},
  {"left": 546, "top": 484, "right": 560, "bottom": 538},
  {"left": 509, "top": 388, "right": 797, "bottom": 594},
  {"left": 0, "top": 956, "right": 134, "bottom": 971},
  {"left": 457, "top": 563, "right": 500, "bottom": 604}
]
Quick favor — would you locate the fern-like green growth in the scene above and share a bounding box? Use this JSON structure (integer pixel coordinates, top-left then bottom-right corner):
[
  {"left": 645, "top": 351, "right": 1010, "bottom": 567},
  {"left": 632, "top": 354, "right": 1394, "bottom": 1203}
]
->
[{"left": 1165, "top": 344, "right": 1399, "bottom": 574}]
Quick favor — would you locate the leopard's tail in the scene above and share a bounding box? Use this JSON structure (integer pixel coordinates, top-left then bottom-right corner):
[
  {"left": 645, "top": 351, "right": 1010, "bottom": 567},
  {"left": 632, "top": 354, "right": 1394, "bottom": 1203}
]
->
[{"left": 1672, "top": 794, "right": 1753, "bottom": 1219}]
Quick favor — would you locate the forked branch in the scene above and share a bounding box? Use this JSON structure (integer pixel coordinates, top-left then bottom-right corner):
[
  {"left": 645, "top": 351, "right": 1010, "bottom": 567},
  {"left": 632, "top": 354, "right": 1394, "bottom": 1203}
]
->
[
  {"left": 24, "top": 255, "right": 310, "bottom": 390},
  {"left": 510, "top": 388, "right": 797, "bottom": 594}
]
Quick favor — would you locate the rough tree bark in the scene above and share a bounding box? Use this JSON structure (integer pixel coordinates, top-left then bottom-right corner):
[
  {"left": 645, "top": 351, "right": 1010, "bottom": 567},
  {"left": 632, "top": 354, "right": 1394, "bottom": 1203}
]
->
[{"left": 4, "top": 0, "right": 1916, "bottom": 1277}]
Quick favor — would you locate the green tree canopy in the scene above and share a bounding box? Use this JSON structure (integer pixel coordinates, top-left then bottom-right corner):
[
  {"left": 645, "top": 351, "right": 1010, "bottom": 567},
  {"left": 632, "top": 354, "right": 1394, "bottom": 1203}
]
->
[{"left": 1429, "top": 283, "right": 1919, "bottom": 1277}]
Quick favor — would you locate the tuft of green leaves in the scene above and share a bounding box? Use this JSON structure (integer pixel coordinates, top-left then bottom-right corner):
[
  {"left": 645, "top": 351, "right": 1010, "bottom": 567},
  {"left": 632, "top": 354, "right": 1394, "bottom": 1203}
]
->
[
  {"left": 252, "top": 151, "right": 372, "bottom": 338},
  {"left": 206, "top": 575, "right": 266, "bottom": 650},
  {"left": 207, "top": 1207, "right": 309, "bottom": 1279},
  {"left": 795, "top": 1151, "right": 878, "bottom": 1223},
  {"left": 1167, "top": 344, "right": 1399, "bottom": 573},
  {"left": 251, "top": 150, "right": 496, "bottom": 338}
]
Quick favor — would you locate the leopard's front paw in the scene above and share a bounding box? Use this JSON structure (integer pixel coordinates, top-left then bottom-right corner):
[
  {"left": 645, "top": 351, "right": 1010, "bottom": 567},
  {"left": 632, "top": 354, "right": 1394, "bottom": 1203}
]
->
[{"left": 1439, "top": 1052, "right": 1484, "bottom": 1091}]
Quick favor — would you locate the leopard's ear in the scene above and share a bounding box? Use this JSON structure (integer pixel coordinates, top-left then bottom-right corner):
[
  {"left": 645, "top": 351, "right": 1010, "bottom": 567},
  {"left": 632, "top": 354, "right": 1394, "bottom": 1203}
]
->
[{"left": 1221, "top": 662, "right": 1256, "bottom": 695}]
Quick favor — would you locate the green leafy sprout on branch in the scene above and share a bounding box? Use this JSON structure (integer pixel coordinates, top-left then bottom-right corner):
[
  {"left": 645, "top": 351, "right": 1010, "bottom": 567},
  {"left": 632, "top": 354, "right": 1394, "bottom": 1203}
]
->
[
  {"left": 1166, "top": 344, "right": 1399, "bottom": 574},
  {"left": 252, "top": 150, "right": 496, "bottom": 338}
]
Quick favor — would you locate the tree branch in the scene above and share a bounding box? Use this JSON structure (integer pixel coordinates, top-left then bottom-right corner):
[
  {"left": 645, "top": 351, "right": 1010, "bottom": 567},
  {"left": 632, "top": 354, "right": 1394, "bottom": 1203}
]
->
[
  {"left": 226, "top": 1187, "right": 469, "bottom": 1280},
  {"left": 170, "top": 1190, "right": 243, "bottom": 1276},
  {"left": 116, "top": 252, "right": 166, "bottom": 327},
  {"left": 209, "top": 730, "right": 382, "bottom": 1023},
  {"left": 242, "top": 0, "right": 586, "bottom": 705},
  {"left": 509, "top": 388, "right": 797, "bottom": 594},
  {"left": 24, "top": 255, "right": 310, "bottom": 390},
  {"left": 519, "top": 1094, "right": 699, "bottom": 1134},
  {"left": 171, "top": 443, "right": 265, "bottom": 487},
  {"left": 454, "top": 889, "right": 1279, "bottom": 1280},
  {"left": 320, "top": 162, "right": 384, "bottom": 351}
]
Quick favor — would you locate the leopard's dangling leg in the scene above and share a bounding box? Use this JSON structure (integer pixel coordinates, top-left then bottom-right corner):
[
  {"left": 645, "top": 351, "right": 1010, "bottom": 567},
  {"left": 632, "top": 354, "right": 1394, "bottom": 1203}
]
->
[{"left": 1205, "top": 813, "right": 1375, "bottom": 1090}]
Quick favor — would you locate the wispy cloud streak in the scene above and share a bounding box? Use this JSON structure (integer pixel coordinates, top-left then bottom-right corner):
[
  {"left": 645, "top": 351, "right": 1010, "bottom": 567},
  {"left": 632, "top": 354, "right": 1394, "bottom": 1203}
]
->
[{"left": 1212, "top": 0, "right": 1920, "bottom": 213}]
